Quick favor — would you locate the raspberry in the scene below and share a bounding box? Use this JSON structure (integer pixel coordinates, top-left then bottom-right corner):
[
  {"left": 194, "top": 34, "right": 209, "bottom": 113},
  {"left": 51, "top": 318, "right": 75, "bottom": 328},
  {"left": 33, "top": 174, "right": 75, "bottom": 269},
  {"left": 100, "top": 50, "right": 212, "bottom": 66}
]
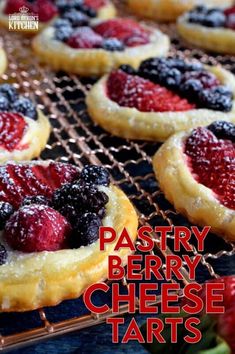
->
[
  {"left": 0, "top": 202, "right": 14, "bottom": 230},
  {"left": 101, "top": 38, "right": 125, "bottom": 51},
  {"left": 0, "top": 112, "right": 28, "bottom": 152},
  {"left": 207, "top": 121, "right": 235, "bottom": 142},
  {"left": 185, "top": 127, "right": 235, "bottom": 210},
  {"left": 4, "top": 0, "right": 25, "bottom": 14},
  {"left": 94, "top": 19, "right": 150, "bottom": 47},
  {"left": 71, "top": 212, "right": 102, "bottom": 247},
  {"left": 84, "top": 0, "right": 106, "bottom": 10},
  {"left": 66, "top": 27, "right": 103, "bottom": 48},
  {"left": 22, "top": 195, "right": 51, "bottom": 207},
  {"left": 80, "top": 165, "right": 110, "bottom": 186},
  {"left": 0, "top": 84, "right": 18, "bottom": 103},
  {"left": 226, "top": 14, "right": 235, "bottom": 30},
  {"left": 32, "top": 0, "right": 58, "bottom": 22},
  {"left": 12, "top": 97, "right": 38, "bottom": 120},
  {"left": 0, "top": 244, "right": 7, "bottom": 265},
  {"left": 4, "top": 205, "right": 72, "bottom": 252},
  {"left": 107, "top": 70, "right": 195, "bottom": 112}
]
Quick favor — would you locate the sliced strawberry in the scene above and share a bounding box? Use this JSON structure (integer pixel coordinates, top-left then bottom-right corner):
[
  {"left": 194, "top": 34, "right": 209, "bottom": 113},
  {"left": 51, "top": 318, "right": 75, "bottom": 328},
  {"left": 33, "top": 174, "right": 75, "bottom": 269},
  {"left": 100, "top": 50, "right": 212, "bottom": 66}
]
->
[
  {"left": 107, "top": 70, "right": 195, "bottom": 112},
  {"left": 185, "top": 127, "right": 235, "bottom": 210},
  {"left": 4, "top": 204, "right": 72, "bottom": 252},
  {"left": 66, "top": 27, "right": 103, "bottom": 49},
  {"left": 0, "top": 162, "right": 79, "bottom": 208},
  {"left": 93, "top": 19, "right": 150, "bottom": 47},
  {"left": 84, "top": 0, "right": 107, "bottom": 10},
  {"left": 0, "top": 112, "right": 28, "bottom": 152}
]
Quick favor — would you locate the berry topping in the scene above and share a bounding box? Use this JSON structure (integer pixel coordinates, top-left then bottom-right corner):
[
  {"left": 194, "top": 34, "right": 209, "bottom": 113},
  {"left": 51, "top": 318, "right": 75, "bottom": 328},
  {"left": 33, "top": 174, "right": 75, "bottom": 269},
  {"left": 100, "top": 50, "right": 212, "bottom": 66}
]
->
[
  {"left": 80, "top": 165, "right": 110, "bottom": 186},
  {"left": 63, "top": 10, "right": 89, "bottom": 26},
  {"left": 56, "top": 0, "right": 97, "bottom": 17},
  {"left": 22, "top": 195, "right": 51, "bottom": 207},
  {"left": 4, "top": 0, "right": 25, "bottom": 14},
  {"left": 32, "top": 0, "right": 58, "bottom": 22},
  {"left": 199, "top": 86, "right": 233, "bottom": 112},
  {"left": 0, "top": 112, "right": 28, "bottom": 152},
  {"left": 71, "top": 212, "right": 101, "bottom": 247},
  {"left": 0, "top": 202, "right": 15, "bottom": 230},
  {"left": 119, "top": 64, "right": 136, "bottom": 75},
  {"left": 0, "top": 244, "right": 7, "bottom": 266},
  {"left": 0, "top": 84, "right": 18, "bottom": 103},
  {"left": 185, "top": 126, "right": 235, "bottom": 210},
  {"left": 0, "top": 96, "right": 10, "bottom": 112},
  {"left": 207, "top": 121, "right": 235, "bottom": 142},
  {"left": 66, "top": 27, "right": 103, "bottom": 48},
  {"left": 4, "top": 205, "right": 72, "bottom": 252},
  {"left": 101, "top": 38, "right": 125, "bottom": 51},
  {"left": 107, "top": 70, "right": 195, "bottom": 112},
  {"left": 188, "top": 6, "right": 226, "bottom": 28},
  {"left": 12, "top": 97, "right": 38, "bottom": 120},
  {"left": 224, "top": 7, "right": 235, "bottom": 30},
  {"left": 94, "top": 19, "right": 150, "bottom": 47},
  {"left": 55, "top": 25, "right": 73, "bottom": 42},
  {"left": 84, "top": 0, "right": 106, "bottom": 10},
  {"left": 0, "top": 162, "right": 79, "bottom": 208}
]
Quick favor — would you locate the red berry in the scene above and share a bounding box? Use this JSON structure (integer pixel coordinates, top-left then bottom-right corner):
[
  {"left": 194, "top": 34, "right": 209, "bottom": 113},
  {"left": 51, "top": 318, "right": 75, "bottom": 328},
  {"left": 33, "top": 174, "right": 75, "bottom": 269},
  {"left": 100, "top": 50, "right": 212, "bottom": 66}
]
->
[
  {"left": 4, "top": 204, "right": 72, "bottom": 252},
  {"left": 32, "top": 0, "right": 58, "bottom": 22},
  {"left": 0, "top": 112, "right": 28, "bottom": 152},
  {"left": 107, "top": 70, "right": 195, "bottom": 113},
  {"left": 84, "top": 0, "right": 107, "bottom": 10},
  {"left": 4, "top": 0, "right": 25, "bottom": 14},
  {"left": 66, "top": 27, "right": 103, "bottom": 49},
  {"left": 185, "top": 127, "right": 235, "bottom": 209},
  {"left": 94, "top": 19, "right": 150, "bottom": 47},
  {"left": 226, "top": 14, "right": 235, "bottom": 30},
  {"left": 224, "top": 6, "right": 235, "bottom": 16}
]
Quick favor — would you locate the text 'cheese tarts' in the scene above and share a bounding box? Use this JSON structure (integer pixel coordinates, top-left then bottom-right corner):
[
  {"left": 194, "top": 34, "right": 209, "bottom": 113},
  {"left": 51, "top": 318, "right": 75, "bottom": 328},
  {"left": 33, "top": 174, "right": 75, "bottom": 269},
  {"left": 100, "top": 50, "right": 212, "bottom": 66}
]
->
[
  {"left": 178, "top": 5, "right": 235, "bottom": 54},
  {"left": 0, "top": 0, "right": 116, "bottom": 33},
  {"left": 127, "top": 0, "right": 234, "bottom": 22},
  {"left": 0, "top": 83, "right": 50, "bottom": 162},
  {"left": 153, "top": 121, "right": 235, "bottom": 241},
  {"left": 0, "top": 162, "right": 138, "bottom": 312},
  {"left": 32, "top": 18, "right": 170, "bottom": 76},
  {"left": 86, "top": 57, "right": 235, "bottom": 141}
]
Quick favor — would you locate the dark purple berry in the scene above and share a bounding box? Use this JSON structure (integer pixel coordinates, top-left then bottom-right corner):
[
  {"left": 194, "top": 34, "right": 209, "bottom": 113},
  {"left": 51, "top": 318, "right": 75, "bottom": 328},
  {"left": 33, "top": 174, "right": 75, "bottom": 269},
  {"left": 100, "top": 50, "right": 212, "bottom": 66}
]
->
[
  {"left": 0, "top": 202, "right": 14, "bottom": 230},
  {"left": 211, "top": 86, "right": 233, "bottom": 98},
  {"left": 0, "top": 244, "right": 7, "bottom": 265},
  {"left": 199, "top": 88, "right": 233, "bottom": 112},
  {"left": 12, "top": 97, "right": 38, "bottom": 120},
  {"left": 180, "top": 79, "right": 203, "bottom": 101},
  {"left": 102, "top": 38, "right": 125, "bottom": 52},
  {"left": 119, "top": 64, "right": 136, "bottom": 75},
  {"left": 188, "top": 7, "right": 226, "bottom": 28},
  {"left": 72, "top": 212, "right": 102, "bottom": 247},
  {"left": 55, "top": 25, "right": 73, "bottom": 41},
  {"left": 80, "top": 165, "right": 110, "bottom": 186},
  {"left": 81, "top": 5, "right": 96, "bottom": 17},
  {"left": 0, "top": 95, "right": 10, "bottom": 111},
  {"left": 0, "top": 84, "right": 18, "bottom": 103},
  {"left": 63, "top": 10, "right": 89, "bottom": 27},
  {"left": 22, "top": 195, "right": 51, "bottom": 207},
  {"left": 207, "top": 121, "right": 235, "bottom": 142},
  {"left": 53, "top": 18, "right": 71, "bottom": 28}
]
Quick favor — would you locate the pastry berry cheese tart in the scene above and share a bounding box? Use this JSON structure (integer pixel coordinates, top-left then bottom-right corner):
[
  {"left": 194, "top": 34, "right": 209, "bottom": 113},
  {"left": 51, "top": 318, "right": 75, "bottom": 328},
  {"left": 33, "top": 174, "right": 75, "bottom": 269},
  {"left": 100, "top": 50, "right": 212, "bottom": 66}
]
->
[
  {"left": 127, "top": 0, "right": 234, "bottom": 22},
  {"left": 86, "top": 57, "right": 235, "bottom": 141},
  {"left": 32, "top": 18, "right": 170, "bottom": 76},
  {"left": 0, "top": 162, "right": 138, "bottom": 312},
  {"left": 0, "top": 84, "right": 50, "bottom": 162},
  {"left": 153, "top": 121, "right": 235, "bottom": 241},
  {"left": 0, "top": 0, "right": 116, "bottom": 34},
  {"left": 178, "top": 5, "right": 235, "bottom": 54},
  {"left": 0, "top": 45, "right": 7, "bottom": 76}
]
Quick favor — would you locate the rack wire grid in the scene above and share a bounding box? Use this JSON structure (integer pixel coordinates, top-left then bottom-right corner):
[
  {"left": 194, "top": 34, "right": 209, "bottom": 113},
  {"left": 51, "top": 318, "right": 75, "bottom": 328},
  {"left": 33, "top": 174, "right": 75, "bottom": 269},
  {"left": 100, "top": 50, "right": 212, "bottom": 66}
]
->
[{"left": 0, "top": 1, "right": 235, "bottom": 351}]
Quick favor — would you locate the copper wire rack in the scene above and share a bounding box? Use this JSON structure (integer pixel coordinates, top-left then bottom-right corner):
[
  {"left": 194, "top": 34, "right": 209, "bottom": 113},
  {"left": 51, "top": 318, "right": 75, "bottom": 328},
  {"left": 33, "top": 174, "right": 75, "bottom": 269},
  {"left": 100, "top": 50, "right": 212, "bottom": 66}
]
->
[{"left": 0, "top": 1, "right": 235, "bottom": 351}]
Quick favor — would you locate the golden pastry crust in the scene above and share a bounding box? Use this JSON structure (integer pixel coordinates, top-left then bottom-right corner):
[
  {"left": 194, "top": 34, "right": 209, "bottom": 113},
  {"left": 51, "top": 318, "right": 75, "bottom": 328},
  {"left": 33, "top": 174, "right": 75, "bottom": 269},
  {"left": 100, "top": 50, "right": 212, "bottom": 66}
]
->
[
  {"left": 153, "top": 132, "right": 235, "bottom": 241},
  {"left": 0, "top": 109, "right": 51, "bottom": 163},
  {"left": 178, "top": 14, "right": 235, "bottom": 54},
  {"left": 32, "top": 25, "right": 170, "bottom": 76},
  {"left": 0, "top": 182, "right": 138, "bottom": 312},
  {"left": 86, "top": 66, "right": 235, "bottom": 141},
  {"left": 0, "top": 0, "right": 116, "bottom": 34},
  {"left": 0, "top": 46, "right": 7, "bottom": 75},
  {"left": 127, "top": 0, "right": 234, "bottom": 22}
]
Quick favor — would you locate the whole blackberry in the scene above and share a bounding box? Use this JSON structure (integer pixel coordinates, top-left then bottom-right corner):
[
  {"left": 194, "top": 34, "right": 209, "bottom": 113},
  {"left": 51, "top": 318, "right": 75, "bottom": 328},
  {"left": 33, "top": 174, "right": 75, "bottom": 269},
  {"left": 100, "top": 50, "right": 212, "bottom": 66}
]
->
[
  {"left": 0, "top": 202, "right": 14, "bottom": 230},
  {"left": 0, "top": 244, "right": 7, "bottom": 266},
  {"left": 12, "top": 97, "right": 38, "bottom": 120},
  {"left": 102, "top": 38, "right": 125, "bottom": 52},
  {"left": 161, "top": 68, "right": 182, "bottom": 89},
  {"left": 199, "top": 88, "right": 233, "bottom": 112},
  {"left": 22, "top": 195, "right": 51, "bottom": 207},
  {"left": 81, "top": 5, "right": 96, "bottom": 17},
  {"left": 52, "top": 183, "right": 73, "bottom": 210},
  {"left": 202, "top": 9, "right": 226, "bottom": 28},
  {"left": 55, "top": 25, "right": 73, "bottom": 42},
  {"left": 63, "top": 10, "right": 89, "bottom": 27},
  {"left": 56, "top": 0, "right": 84, "bottom": 13},
  {"left": 71, "top": 212, "right": 102, "bottom": 247},
  {"left": 80, "top": 165, "right": 110, "bottom": 186},
  {"left": 212, "top": 86, "right": 233, "bottom": 98},
  {"left": 0, "top": 96, "right": 10, "bottom": 111},
  {"left": 119, "top": 65, "right": 136, "bottom": 75},
  {"left": 53, "top": 18, "right": 71, "bottom": 28},
  {"left": 0, "top": 84, "right": 18, "bottom": 103},
  {"left": 207, "top": 121, "right": 235, "bottom": 142},
  {"left": 180, "top": 79, "right": 203, "bottom": 100}
]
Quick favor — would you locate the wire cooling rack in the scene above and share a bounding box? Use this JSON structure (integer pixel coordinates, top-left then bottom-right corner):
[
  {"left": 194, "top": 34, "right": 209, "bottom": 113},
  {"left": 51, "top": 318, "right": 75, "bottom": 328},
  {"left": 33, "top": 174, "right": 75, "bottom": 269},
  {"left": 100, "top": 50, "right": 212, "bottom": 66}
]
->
[{"left": 0, "top": 1, "right": 235, "bottom": 351}]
